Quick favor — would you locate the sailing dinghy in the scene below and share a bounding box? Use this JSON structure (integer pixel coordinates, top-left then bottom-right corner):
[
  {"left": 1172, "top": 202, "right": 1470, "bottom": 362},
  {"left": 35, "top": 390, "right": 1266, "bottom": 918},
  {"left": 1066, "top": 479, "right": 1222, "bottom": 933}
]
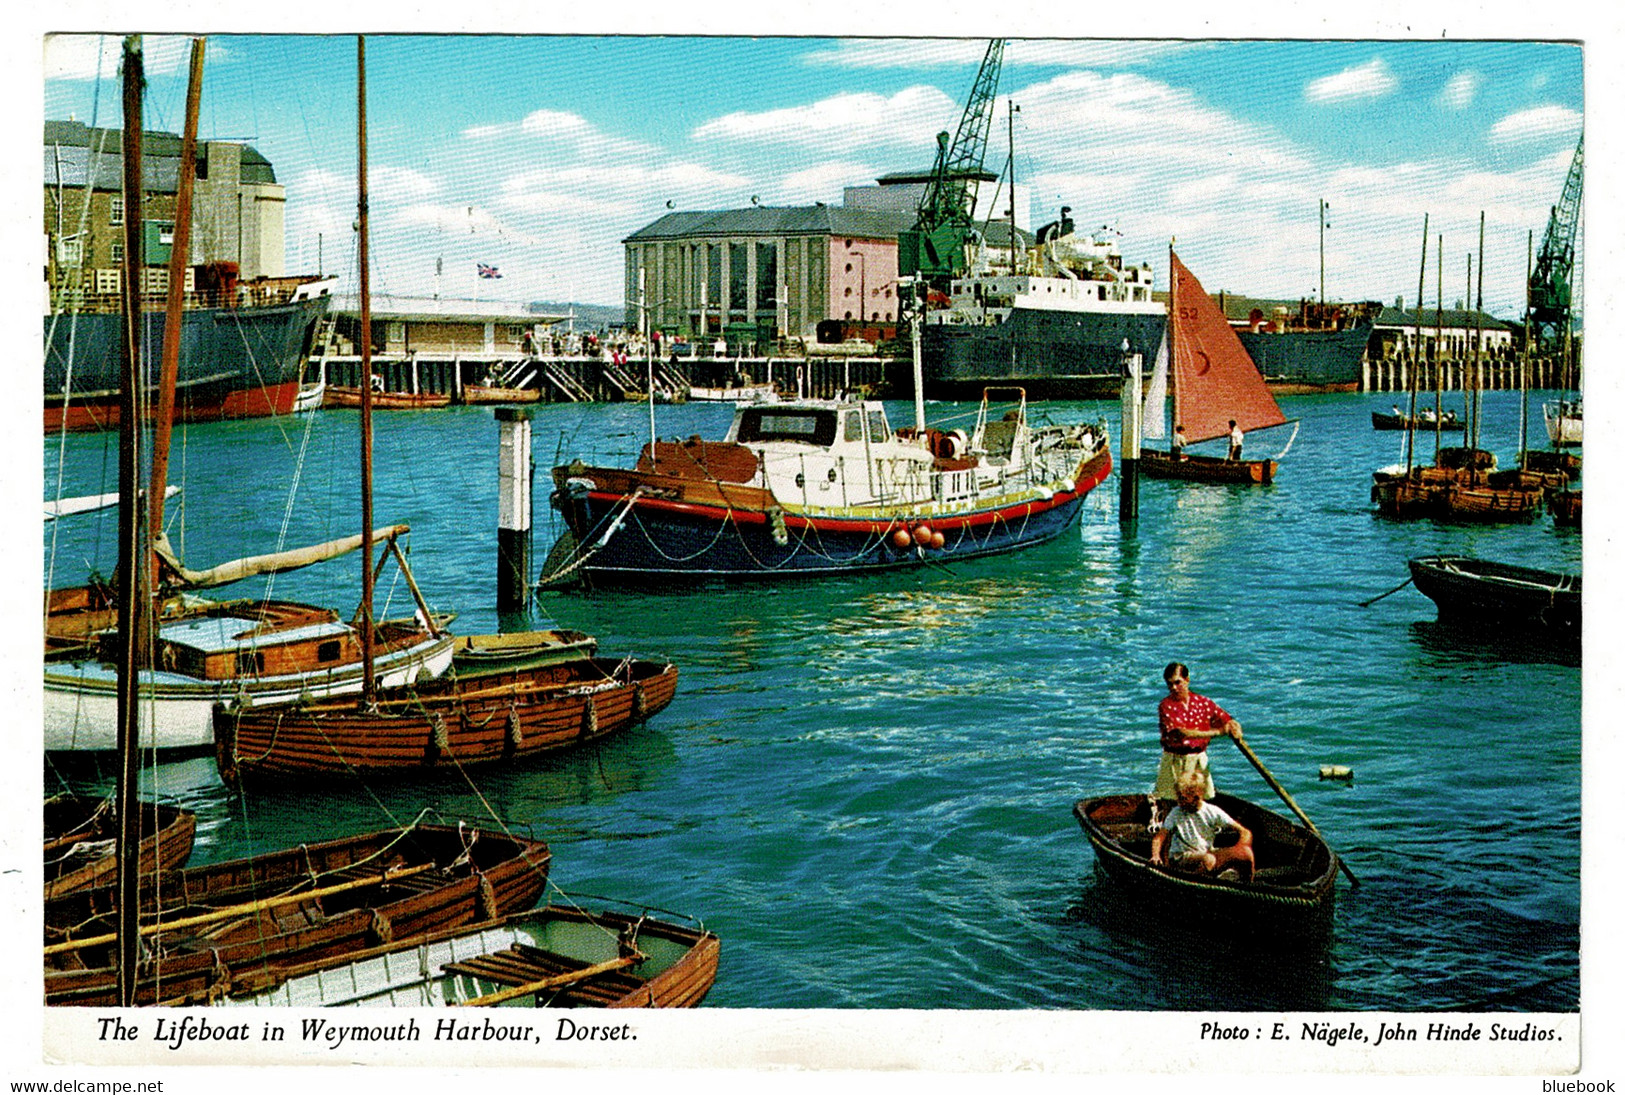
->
[{"left": 1141, "top": 249, "right": 1290, "bottom": 484}]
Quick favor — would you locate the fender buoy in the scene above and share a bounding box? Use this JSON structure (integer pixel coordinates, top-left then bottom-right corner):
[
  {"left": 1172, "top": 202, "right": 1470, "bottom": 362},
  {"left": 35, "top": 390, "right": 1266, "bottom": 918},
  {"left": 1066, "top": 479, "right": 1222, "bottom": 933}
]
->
[
  {"left": 930, "top": 531, "right": 946, "bottom": 550},
  {"left": 892, "top": 528, "right": 912, "bottom": 549},
  {"left": 912, "top": 524, "right": 932, "bottom": 546}
]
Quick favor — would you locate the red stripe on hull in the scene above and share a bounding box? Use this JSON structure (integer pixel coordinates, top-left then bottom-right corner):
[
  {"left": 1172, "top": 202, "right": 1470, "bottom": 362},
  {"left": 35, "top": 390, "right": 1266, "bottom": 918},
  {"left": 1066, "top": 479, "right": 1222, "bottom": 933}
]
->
[{"left": 44, "top": 380, "right": 300, "bottom": 433}]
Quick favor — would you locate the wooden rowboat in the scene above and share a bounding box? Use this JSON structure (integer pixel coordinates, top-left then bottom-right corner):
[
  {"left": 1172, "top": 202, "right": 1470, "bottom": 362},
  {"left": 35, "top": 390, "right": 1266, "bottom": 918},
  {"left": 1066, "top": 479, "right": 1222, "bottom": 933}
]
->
[
  {"left": 215, "top": 657, "right": 678, "bottom": 785},
  {"left": 323, "top": 386, "right": 452, "bottom": 409},
  {"left": 451, "top": 629, "right": 598, "bottom": 677},
  {"left": 221, "top": 904, "right": 719, "bottom": 1008},
  {"left": 1550, "top": 490, "right": 1581, "bottom": 529},
  {"left": 44, "top": 795, "right": 197, "bottom": 900},
  {"left": 1371, "top": 410, "right": 1463, "bottom": 431},
  {"left": 1073, "top": 792, "right": 1337, "bottom": 936},
  {"left": 1408, "top": 554, "right": 1579, "bottom": 637},
  {"left": 1139, "top": 450, "right": 1277, "bottom": 485},
  {"left": 43, "top": 823, "right": 551, "bottom": 1006},
  {"left": 463, "top": 384, "right": 540, "bottom": 405}
]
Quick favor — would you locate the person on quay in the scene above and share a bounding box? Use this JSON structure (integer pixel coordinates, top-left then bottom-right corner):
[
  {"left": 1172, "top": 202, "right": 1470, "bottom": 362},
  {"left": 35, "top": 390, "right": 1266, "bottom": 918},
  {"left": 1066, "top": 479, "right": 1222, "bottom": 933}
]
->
[
  {"left": 1149, "top": 771, "right": 1255, "bottom": 881},
  {"left": 1155, "top": 661, "right": 1243, "bottom": 803},
  {"left": 1226, "top": 419, "right": 1244, "bottom": 461},
  {"left": 1171, "top": 423, "right": 1188, "bottom": 461}
]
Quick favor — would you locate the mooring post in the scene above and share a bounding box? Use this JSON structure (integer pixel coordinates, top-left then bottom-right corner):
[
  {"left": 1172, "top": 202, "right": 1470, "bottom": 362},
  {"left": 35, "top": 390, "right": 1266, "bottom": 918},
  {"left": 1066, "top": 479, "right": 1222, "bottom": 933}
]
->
[
  {"left": 495, "top": 406, "right": 533, "bottom": 611},
  {"left": 1118, "top": 342, "right": 1140, "bottom": 524}
]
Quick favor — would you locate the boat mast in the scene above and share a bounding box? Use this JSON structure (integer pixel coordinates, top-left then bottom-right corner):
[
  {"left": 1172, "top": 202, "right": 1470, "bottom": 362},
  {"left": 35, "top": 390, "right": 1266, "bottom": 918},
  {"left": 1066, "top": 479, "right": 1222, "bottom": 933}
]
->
[
  {"left": 1405, "top": 214, "right": 1427, "bottom": 474},
  {"left": 1168, "top": 239, "right": 1177, "bottom": 435},
  {"left": 1522, "top": 229, "right": 1532, "bottom": 460},
  {"left": 1473, "top": 212, "right": 1486, "bottom": 452},
  {"left": 149, "top": 37, "right": 204, "bottom": 542},
  {"left": 357, "top": 36, "right": 376, "bottom": 704},
  {"left": 114, "top": 33, "right": 150, "bottom": 1009}
]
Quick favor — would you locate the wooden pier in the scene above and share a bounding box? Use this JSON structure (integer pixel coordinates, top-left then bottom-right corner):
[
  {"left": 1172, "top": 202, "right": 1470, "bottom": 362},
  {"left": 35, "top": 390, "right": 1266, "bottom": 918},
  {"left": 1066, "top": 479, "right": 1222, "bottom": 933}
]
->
[{"left": 1361, "top": 353, "right": 1576, "bottom": 394}]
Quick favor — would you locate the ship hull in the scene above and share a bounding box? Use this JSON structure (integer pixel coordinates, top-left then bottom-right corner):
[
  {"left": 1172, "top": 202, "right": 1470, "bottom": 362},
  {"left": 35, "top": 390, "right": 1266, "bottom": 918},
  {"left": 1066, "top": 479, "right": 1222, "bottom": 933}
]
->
[
  {"left": 1235, "top": 320, "right": 1373, "bottom": 390},
  {"left": 43, "top": 294, "right": 330, "bottom": 432},
  {"left": 552, "top": 450, "right": 1112, "bottom": 586},
  {"left": 917, "top": 308, "right": 1168, "bottom": 400}
]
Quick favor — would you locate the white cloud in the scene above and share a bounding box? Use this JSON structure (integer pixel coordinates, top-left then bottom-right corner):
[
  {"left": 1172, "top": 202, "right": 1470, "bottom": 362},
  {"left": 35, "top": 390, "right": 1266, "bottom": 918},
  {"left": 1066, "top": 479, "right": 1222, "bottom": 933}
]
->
[
  {"left": 775, "top": 161, "right": 880, "bottom": 205},
  {"left": 464, "top": 108, "right": 657, "bottom": 161},
  {"left": 1489, "top": 104, "right": 1583, "bottom": 144},
  {"left": 1439, "top": 71, "right": 1482, "bottom": 110},
  {"left": 693, "top": 86, "right": 959, "bottom": 153},
  {"left": 1305, "top": 58, "right": 1398, "bottom": 104}
]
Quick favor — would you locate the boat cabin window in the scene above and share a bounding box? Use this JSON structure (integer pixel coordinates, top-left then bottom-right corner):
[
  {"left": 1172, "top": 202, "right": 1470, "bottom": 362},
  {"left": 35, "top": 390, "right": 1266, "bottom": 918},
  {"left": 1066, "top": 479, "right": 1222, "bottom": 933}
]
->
[
  {"left": 867, "top": 409, "right": 889, "bottom": 443},
  {"left": 736, "top": 408, "right": 838, "bottom": 447},
  {"left": 844, "top": 411, "right": 864, "bottom": 442},
  {"left": 235, "top": 650, "right": 266, "bottom": 676},
  {"left": 317, "top": 639, "right": 342, "bottom": 663}
]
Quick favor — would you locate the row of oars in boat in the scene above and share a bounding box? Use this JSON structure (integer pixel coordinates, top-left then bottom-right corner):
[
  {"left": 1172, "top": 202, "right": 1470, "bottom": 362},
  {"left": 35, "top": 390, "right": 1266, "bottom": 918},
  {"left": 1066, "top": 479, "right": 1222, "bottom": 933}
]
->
[{"left": 44, "top": 862, "right": 435, "bottom": 956}]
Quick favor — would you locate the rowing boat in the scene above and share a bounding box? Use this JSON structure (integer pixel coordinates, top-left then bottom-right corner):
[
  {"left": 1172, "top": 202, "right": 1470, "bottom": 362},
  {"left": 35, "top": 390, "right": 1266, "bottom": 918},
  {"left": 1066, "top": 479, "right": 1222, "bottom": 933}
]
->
[
  {"left": 1408, "top": 554, "right": 1580, "bottom": 637},
  {"left": 1073, "top": 792, "right": 1337, "bottom": 936},
  {"left": 222, "top": 904, "right": 719, "bottom": 1007},
  {"left": 44, "top": 795, "right": 197, "bottom": 900},
  {"left": 43, "top": 823, "right": 551, "bottom": 1005},
  {"left": 215, "top": 657, "right": 677, "bottom": 785}
]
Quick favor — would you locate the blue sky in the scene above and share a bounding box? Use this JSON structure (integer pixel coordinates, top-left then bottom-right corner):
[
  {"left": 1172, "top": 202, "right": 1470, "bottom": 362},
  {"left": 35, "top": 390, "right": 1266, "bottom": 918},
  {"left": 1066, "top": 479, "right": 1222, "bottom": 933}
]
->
[{"left": 42, "top": 34, "right": 1583, "bottom": 319}]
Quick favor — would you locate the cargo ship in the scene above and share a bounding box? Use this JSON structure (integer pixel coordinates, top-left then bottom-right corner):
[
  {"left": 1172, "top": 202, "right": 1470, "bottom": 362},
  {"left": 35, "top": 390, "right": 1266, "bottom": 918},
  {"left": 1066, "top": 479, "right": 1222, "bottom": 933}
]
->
[
  {"left": 914, "top": 208, "right": 1167, "bottom": 400},
  {"left": 1226, "top": 296, "right": 1381, "bottom": 393},
  {"left": 44, "top": 266, "right": 335, "bottom": 433}
]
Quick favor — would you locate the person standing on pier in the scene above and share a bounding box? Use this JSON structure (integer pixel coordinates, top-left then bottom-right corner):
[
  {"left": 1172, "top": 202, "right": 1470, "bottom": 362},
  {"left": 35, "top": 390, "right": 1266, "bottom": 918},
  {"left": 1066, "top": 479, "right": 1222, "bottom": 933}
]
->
[
  {"left": 1226, "top": 419, "right": 1244, "bottom": 460},
  {"left": 1154, "top": 661, "right": 1243, "bottom": 803}
]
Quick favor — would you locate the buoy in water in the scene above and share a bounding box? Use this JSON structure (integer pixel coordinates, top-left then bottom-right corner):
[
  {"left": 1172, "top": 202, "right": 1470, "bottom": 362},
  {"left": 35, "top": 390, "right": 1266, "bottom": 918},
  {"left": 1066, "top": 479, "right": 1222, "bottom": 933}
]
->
[
  {"left": 930, "top": 531, "right": 946, "bottom": 550},
  {"left": 1318, "top": 764, "right": 1354, "bottom": 782},
  {"left": 912, "top": 524, "right": 932, "bottom": 546},
  {"left": 892, "top": 528, "right": 912, "bottom": 549}
]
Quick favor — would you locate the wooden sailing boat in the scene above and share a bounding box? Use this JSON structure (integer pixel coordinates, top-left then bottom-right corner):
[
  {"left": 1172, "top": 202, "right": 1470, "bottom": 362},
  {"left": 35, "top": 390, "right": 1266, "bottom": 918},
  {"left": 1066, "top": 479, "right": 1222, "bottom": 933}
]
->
[
  {"left": 1372, "top": 217, "right": 1543, "bottom": 522},
  {"left": 213, "top": 37, "right": 678, "bottom": 785},
  {"left": 43, "top": 39, "right": 453, "bottom": 755},
  {"left": 1140, "top": 249, "right": 1288, "bottom": 484},
  {"left": 45, "top": 39, "right": 550, "bottom": 1010},
  {"left": 44, "top": 794, "right": 195, "bottom": 901}
]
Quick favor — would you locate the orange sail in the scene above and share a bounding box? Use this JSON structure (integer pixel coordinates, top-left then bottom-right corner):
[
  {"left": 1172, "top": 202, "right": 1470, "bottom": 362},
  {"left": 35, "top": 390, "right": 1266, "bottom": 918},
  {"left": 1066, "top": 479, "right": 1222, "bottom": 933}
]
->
[{"left": 1170, "top": 250, "right": 1286, "bottom": 445}]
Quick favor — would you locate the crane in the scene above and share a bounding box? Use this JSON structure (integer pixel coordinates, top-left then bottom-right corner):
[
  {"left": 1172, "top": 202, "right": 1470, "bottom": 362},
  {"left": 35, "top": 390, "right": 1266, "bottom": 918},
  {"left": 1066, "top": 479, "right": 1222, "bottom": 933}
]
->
[
  {"left": 1526, "top": 133, "right": 1582, "bottom": 355},
  {"left": 898, "top": 39, "right": 1005, "bottom": 286}
]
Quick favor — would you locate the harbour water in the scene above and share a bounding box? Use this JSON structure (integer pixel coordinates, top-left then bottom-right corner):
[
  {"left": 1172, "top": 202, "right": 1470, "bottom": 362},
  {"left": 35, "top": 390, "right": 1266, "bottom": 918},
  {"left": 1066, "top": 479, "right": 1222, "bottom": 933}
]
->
[{"left": 42, "top": 388, "right": 1581, "bottom": 1011}]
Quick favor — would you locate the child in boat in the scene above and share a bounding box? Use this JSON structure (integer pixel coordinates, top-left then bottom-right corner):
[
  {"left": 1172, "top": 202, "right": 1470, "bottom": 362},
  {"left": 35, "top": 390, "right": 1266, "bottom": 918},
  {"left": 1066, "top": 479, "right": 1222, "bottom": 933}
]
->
[{"left": 1150, "top": 772, "right": 1255, "bottom": 881}]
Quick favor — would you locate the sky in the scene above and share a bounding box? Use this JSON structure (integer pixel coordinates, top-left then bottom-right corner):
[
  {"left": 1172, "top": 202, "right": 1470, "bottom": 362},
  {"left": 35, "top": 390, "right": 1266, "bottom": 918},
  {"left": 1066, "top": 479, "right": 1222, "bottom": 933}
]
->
[{"left": 39, "top": 33, "right": 1585, "bottom": 321}]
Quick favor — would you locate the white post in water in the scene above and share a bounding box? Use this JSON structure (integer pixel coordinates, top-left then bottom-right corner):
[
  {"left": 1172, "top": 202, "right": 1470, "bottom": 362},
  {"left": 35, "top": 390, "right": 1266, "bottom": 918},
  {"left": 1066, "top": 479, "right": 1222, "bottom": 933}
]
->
[
  {"left": 495, "top": 407, "right": 533, "bottom": 611},
  {"left": 1118, "top": 340, "right": 1141, "bottom": 524},
  {"left": 909, "top": 279, "right": 926, "bottom": 432}
]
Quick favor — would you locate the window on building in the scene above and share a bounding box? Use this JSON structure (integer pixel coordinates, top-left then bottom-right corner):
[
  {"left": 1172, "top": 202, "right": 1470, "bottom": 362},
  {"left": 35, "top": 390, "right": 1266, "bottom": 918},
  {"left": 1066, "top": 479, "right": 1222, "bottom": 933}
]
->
[
  {"left": 158, "top": 222, "right": 175, "bottom": 246},
  {"left": 729, "top": 242, "right": 748, "bottom": 316},
  {"left": 109, "top": 196, "right": 124, "bottom": 225},
  {"left": 110, "top": 242, "right": 124, "bottom": 264},
  {"left": 56, "top": 236, "right": 83, "bottom": 268}
]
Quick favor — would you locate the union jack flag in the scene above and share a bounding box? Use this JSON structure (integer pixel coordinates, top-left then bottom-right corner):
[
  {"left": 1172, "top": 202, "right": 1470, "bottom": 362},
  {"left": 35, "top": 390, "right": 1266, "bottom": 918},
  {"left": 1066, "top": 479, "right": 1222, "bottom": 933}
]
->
[{"left": 477, "top": 263, "right": 502, "bottom": 279}]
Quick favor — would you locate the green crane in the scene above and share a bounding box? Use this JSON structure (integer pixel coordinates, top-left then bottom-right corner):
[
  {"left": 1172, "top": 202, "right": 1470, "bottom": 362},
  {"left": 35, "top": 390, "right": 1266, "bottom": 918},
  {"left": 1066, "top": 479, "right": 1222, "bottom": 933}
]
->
[
  {"left": 1526, "top": 133, "right": 1582, "bottom": 355},
  {"left": 898, "top": 39, "right": 1005, "bottom": 286}
]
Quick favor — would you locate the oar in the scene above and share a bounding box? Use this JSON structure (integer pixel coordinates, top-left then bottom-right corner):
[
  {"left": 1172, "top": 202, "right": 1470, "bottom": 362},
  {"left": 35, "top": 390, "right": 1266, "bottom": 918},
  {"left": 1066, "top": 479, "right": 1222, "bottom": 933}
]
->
[{"left": 1231, "top": 734, "right": 1359, "bottom": 887}]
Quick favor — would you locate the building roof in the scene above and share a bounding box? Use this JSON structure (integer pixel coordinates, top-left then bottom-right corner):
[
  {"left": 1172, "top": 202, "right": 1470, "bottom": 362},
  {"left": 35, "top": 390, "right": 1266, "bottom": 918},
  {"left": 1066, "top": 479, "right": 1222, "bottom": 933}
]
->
[
  {"left": 1374, "top": 305, "right": 1512, "bottom": 332},
  {"left": 330, "top": 292, "right": 573, "bottom": 325},
  {"left": 43, "top": 119, "right": 277, "bottom": 190},
  {"left": 624, "top": 205, "right": 916, "bottom": 244},
  {"left": 876, "top": 167, "right": 998, "bottom": 185}
]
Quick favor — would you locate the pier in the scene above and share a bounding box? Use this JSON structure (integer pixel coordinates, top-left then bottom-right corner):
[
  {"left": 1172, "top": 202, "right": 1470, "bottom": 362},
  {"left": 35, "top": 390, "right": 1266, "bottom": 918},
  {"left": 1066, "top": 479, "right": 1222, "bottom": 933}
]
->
[
  {"left": 1361, "top": 352, "right": 1576, "bottom": 394},
  {"left": 318, "top": 353, "right": 892, "bottom": 403}
]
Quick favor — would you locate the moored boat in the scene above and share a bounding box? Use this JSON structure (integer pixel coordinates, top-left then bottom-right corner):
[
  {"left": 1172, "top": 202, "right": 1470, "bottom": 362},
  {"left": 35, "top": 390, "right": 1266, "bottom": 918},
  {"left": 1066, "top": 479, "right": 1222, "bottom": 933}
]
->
[
  {"left": 1543, "top": 398, "right": 1582, "bottom": 447},
  {"left": 221, "top": 904, "right": 719, "bottom": 1007},
  {"left": 463, "top": 384, "right": 540, "bottom": 405},
  {"left": 1371, "top": 409, "right": 1463, "bottom": 431},
  {"left": 45, "top": 593, "right": 455, "bottom": 755},
  {"left": 43, "top": 822, "right": 552, "bottom": 1006},
  {"left": 451, "top": 629, "right": 598, "bottom": 677},
  {"left": 44, "top": 274, "right": 336, "bottom": 434},
  {"left": 1407, "top": 554, "right": 1579, "bottom": 637},
  {"left": 44, "top": 795, "right": 197, "bottom": 900},
  {"left": 324, "top": 385, "right": 453, "bottom": 409},
  {"left": 1231, "top": 298, "right": 1380, "bottom": 391},
  {"left": 214, "top": 656, "right": 677, "bottom": 786},
  {"left": 1550, "top": 490, "right": 1581, "bottom": 529},
  {"left": 541, "top": 389, "right": 1110, "bottom": 587},
  {"left": 1073, "top": 792, "right": 1337, "bottom": 936}
]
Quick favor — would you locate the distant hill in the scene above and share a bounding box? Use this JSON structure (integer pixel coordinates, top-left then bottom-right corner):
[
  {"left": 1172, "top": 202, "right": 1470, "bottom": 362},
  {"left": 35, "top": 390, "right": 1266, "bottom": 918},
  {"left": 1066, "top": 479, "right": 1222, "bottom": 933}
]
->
[{"left": 528, "top": 301, "right": 624, "bottom": 329}]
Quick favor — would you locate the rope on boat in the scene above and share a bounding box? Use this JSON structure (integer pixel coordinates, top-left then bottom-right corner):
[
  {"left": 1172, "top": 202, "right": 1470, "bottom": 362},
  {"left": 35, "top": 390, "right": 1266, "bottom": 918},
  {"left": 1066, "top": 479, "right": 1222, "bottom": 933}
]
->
[
  {"left": 1358, "top": 576, "right": 1413, "bottom": 607},
  {"left": 538, "top": 486, "right": 649, "bottom": 584}
]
